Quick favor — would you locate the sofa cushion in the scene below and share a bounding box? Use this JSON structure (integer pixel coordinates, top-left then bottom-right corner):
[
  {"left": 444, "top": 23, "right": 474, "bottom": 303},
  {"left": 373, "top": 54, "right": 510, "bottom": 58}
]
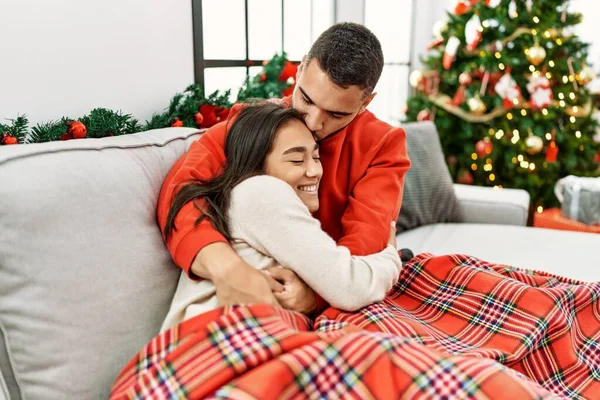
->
[
  {"left": 396, "top": 223, "right": 600, "bottom": 282},
  {"left": 397, "top": 121, "right": 464, "bottom": 232},
  {"left": 0, "top": 325, "right": 17, "bottom": 400},
  {"left": 0, "top": 365, "right": 8, "bottom": 400},
  {"left": 0, "top": 128, "right": 201, "bottom": 400}
]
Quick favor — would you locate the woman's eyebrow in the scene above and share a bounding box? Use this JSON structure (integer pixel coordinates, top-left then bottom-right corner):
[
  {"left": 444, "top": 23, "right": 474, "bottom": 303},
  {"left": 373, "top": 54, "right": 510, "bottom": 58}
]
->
[
  {"left": 282, "top": 146, "right": 307, "bottom": 155},
  {"left": 282, "top": 143, "right": 319, "bottom": 155}
]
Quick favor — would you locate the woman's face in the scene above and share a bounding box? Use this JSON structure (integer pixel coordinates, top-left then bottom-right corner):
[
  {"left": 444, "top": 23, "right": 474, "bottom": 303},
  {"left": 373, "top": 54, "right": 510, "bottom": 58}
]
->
[{"left": 265, "top": 119, "right": 323, "bottom": 213}]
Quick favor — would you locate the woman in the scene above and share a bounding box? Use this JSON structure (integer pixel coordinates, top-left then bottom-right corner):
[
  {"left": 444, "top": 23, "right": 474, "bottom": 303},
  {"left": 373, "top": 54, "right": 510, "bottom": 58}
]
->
[{"left": 161, "top": 102, "right": 402, "bottom": 331}]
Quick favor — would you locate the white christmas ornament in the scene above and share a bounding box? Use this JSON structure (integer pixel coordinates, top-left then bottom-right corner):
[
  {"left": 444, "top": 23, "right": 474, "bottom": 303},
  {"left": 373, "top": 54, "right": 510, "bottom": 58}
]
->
[
  {"left": 530, "top": 87, "right": 553, "bottom": 109},
  {"left": 443, "top": 36, "right": 461, "bottom": 70},
  {"left": 433, "top": 20, "right": 448, "bottom": 40},
  {"left": 527, "top": 75, "right": 553, "bottom": 109},
  {"left": 486, "top": 0, "right": 501, "bottom": 7},
  {"left": 509, "top": 0, "right": 518, "bottom": 19},
  {"left": 465, "top": 14, "right": 483, "bottom": 51},
  {"left": 526, "top": 0, "right": 533, "bottom": 11},
  {"left": 495, "top": 72, "right": 522, "bottom": 107}
]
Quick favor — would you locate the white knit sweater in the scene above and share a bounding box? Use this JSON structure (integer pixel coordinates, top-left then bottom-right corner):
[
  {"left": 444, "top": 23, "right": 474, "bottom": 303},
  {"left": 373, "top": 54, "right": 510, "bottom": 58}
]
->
[{"left": 161, "top": 175, "right": 402, "bottom": 332}]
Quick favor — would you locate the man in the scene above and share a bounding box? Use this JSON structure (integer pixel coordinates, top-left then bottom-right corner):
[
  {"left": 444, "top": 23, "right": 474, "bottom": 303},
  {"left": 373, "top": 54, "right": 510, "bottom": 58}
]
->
[{"left": 157, "top": 22, "right": 410, "bottom": 312}]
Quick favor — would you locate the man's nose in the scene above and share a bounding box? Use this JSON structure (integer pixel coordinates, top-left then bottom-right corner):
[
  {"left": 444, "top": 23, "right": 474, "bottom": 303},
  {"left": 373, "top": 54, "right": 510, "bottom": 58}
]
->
[{"left": 304, "top": 110, "right": 324, "bottom": 132}]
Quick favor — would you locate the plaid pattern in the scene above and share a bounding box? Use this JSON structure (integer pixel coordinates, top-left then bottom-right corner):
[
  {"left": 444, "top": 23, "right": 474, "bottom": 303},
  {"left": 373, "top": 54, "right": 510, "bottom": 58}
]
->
[{"left": 111, "top": 253, "right": 599, "bottom": 399}]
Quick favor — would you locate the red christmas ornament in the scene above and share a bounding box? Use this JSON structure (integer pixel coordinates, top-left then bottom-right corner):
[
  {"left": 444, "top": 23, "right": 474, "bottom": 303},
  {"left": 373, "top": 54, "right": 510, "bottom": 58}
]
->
[
  {"left": 595, "top": 152, "right": 600, "bottom": 164},
  {"left": 60, "top": 133, "right": 73, "bottom": 141},
  {"left": 68, "top": 121, "right": 87, "bottom": 139},
  {"left": 443, "top": 37, "right": 461, "bottom": 70},
  {"left": 278, "top": 61, "right": 298, "bottom": 82},
  {"left": 194, "top": 112, "right": 204, "bottom": 127},
  {"left": 545, "top": 130, "right": 559, "bottom": 163},
  {"left": 171, "top": 119, "right": 184, "bottom": 127},
  {"left": 1, "top": 133, "right": 18, "bottom": 145},
  {"left": 457, "top": 170, "right": 474, "bottom": 185},
  {"left": 417, "top": 109, "right": 432, "bottom": 121},
  {"left": 546, "top": 140, "right": 559, "bottom": 163},
  {"left": 455, "top": 1, "right": 470, "bottom": 15},
  {"left": 475, "top": 137, "right": 493, "bottom": 157},
  {"left": 259, "top": 73, "right": 267, "bottom": 82}
]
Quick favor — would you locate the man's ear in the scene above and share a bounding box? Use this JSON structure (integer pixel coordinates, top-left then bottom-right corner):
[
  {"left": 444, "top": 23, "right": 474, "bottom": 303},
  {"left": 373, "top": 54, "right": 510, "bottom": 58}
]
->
[{"left": 359, "top": 92, "right": 377, "bottom": 113}]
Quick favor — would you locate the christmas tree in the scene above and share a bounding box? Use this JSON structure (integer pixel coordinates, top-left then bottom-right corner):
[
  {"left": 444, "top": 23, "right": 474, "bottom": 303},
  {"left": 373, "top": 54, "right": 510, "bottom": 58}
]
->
[{"left": 405, "top": 0, "right": 600, "bottom": 209}]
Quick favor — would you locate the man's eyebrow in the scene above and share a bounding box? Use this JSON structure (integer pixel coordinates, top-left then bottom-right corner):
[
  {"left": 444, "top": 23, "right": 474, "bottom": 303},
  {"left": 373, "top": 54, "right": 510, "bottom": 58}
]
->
[
  {"left": 282, "top": 143, "right": 319, "bottom": 155},
  {"left": 298, "top": 87, "right": 353, "bottom": 116}
]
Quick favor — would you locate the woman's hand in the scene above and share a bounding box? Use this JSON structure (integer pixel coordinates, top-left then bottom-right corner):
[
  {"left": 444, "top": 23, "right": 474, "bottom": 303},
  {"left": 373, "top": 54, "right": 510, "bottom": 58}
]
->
[
  {"left": 388, "top": 221, "right": 397, "bottom": 249},
  {"left": 263, "top": 267, "right": 317, "bottom": 315}
]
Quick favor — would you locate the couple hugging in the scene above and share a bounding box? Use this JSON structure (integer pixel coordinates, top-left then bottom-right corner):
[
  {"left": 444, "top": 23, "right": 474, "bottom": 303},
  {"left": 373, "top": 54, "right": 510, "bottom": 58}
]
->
[
  {"left": 111, "top": 23, "right": 600, "bottom": 400},
  {"left": 159, "top": 22, "right": 409, "bottom": 327}
]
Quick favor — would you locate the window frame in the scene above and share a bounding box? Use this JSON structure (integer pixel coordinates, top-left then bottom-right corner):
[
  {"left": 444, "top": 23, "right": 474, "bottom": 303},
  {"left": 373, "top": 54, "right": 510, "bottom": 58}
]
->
[{"left": 191, "top": 0, "right": 338, "bottom": 86}]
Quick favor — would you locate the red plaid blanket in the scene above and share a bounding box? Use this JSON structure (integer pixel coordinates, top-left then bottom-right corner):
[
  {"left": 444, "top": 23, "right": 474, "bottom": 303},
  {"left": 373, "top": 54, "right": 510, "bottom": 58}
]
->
[{"left": 111, "top": 254, "right": 599, "bottom": 399}]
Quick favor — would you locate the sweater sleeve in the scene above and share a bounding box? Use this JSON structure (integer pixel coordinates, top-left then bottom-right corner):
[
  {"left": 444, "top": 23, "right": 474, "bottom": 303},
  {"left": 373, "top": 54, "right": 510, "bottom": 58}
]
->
[
  {"left": 337, "top": 127, "right": 411, "bottom": 255},
  {"left": 230, "top": 175, "right": 402, "bottom": 311},
  {"left": 157, "top": 121, "right": 230, "bottom": 276}
]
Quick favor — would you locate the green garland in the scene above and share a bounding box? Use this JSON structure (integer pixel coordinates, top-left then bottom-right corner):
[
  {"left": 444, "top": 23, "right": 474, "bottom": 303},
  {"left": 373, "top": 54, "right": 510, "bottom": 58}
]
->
[{"left": 0, "top": 53, "right": 297, "bottom": 145}]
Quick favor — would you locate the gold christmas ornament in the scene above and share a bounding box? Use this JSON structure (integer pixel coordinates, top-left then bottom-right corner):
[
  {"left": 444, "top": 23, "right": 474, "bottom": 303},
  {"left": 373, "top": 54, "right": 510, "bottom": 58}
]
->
[
  {"left": 526, "top": 44, "right": 546, "bottom": 66},
  {"left": 578, "top": 65, "right": 596, "bottom": 85},
  {"left": 525, "top": 135, "right": 544, "bottom": 154},
  {"left": 467, "top": 96, "right": 487, "bottom": 115},
  {"left": 409, "top": 70, "right": 424, "bottom": 88}
]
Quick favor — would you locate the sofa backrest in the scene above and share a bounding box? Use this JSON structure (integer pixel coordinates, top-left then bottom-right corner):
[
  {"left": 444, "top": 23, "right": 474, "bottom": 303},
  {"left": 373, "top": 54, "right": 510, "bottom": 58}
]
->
[{"left": 0, "top": 128, "right": 201, "bottom": 399}]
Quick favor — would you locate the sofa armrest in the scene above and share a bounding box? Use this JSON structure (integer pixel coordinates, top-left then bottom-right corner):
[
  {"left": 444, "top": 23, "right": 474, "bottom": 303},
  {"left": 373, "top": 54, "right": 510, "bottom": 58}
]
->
[{"left": 453, "top": 184, "right": 530, "bottom": 226}]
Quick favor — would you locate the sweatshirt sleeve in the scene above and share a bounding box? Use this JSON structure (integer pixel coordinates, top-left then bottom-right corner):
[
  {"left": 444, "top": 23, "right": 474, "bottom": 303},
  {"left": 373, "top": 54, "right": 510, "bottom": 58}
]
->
[
  {"left": 230, "top": 175, "right": 402, "bottom": 311},
  {"left": 156, "top": 121, "right": 230, "bottom": 276},
  {"left": 338, "top": 126, "right": 410, "bottom": 255}
]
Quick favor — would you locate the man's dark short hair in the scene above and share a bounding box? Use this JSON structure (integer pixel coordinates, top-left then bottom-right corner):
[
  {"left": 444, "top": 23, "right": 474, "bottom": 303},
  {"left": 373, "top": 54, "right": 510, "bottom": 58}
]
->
[{"left": 306, "top": 22, "right": 384, "bottom": 95}]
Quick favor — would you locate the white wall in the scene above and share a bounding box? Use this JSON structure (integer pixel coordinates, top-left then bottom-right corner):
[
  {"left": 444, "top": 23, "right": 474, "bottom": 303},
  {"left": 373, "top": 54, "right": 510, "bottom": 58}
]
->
[
  {"left": 0, "top": 0, "right": 194, "bottom": 125},
  {"left": 571, "top": 0, "right": 600, "bottom": 68}
]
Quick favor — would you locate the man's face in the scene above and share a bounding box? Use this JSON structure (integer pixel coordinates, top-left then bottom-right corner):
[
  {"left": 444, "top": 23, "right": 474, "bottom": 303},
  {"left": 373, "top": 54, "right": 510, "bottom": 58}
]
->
[{"left": 291, "top": 59, "right": 375, "bottom": 140}]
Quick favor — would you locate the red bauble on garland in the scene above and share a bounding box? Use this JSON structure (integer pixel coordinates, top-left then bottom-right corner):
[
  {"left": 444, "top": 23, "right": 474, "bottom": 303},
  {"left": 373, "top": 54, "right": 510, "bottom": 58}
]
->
[
  {"left": 1, "top": 133, "right": 18, "bottom": 145},
  {"left": 194, "top": 112, "right": 204, "bottom": 127},
  {"left": 68, "top": 121, "right": 87, "bottom": 139},
  {"left": 171, "top": 118, "right": 184, "bottom": 127}
]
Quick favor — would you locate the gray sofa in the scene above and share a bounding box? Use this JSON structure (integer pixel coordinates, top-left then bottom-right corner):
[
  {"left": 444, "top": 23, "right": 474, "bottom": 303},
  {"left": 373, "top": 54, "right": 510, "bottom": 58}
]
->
[{"left": 0, "top": 123, "right": 598, "bottom": 400}]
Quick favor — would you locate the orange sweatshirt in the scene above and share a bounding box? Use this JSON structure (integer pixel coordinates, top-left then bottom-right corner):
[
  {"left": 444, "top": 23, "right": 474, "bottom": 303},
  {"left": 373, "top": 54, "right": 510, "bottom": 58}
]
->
[{"left": 157, "top": 100, "right": 410, "bottom": 275}]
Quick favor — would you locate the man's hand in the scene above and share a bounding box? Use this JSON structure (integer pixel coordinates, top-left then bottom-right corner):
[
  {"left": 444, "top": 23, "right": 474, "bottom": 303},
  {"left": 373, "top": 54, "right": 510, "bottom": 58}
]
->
[
  {"left": 213, "top": 261, "right": 283, "bottom": 307},
  {"left": 192, "top": 242, "right": 283, "bottom": 307},
  {"left": 263, "top": 267, "right": 316, "bottom": 315}
]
